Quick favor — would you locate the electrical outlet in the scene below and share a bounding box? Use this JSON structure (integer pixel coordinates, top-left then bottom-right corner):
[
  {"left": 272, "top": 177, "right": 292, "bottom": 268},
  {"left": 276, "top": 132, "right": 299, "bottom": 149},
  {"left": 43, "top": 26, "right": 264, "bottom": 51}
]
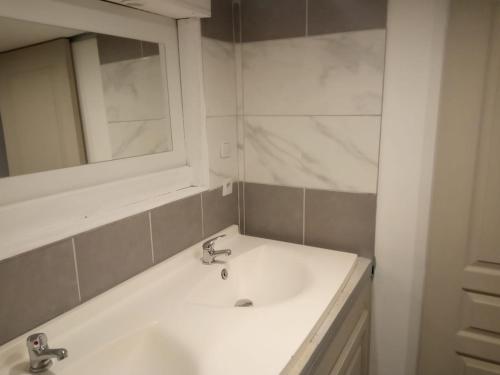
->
[{"left": 222, "top": 178, "right": 233, "bottom": 196}]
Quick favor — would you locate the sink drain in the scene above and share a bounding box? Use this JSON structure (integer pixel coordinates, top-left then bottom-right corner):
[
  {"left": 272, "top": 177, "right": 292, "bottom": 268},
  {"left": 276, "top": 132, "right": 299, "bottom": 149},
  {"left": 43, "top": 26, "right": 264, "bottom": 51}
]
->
[
  {"left": 221, "top": 268, "right": 228, "bottom": 280},
  {"left": 234, "top": 298, "right": 254, "bottom": 307}
]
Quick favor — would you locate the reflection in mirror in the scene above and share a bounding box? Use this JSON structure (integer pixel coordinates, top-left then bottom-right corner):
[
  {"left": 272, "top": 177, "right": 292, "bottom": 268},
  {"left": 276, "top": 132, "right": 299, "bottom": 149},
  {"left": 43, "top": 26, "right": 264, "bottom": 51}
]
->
[{"left": 0, "top": 16, "right": 173, "bottom": 178}]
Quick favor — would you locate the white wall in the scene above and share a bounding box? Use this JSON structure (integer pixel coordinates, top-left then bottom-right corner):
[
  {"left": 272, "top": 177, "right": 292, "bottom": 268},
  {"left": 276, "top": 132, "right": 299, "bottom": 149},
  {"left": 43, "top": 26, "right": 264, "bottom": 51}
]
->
[{"left": 371, "top": 1, "right": 450, "bottom": 374}]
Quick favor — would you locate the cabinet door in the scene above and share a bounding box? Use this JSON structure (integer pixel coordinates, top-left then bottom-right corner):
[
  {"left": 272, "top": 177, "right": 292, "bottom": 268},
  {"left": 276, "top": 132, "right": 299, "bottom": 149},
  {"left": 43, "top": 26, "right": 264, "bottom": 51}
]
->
[
  {"left": 342, "top": 346, "right": 362, "bottom": 375},
  {"left": 328, "top": 311, "right": 369, "bottom": 375}
]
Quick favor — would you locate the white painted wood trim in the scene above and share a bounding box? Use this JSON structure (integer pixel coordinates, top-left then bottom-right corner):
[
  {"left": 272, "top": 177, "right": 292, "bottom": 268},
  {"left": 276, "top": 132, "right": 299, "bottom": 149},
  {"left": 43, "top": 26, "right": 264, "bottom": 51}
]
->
[
  {"left": 0, "top": 0, "right": 179, "bottom": 43},
  {"left": 0, "top": 0, "right": 192, "bottom": 205},
  {"left": 71, "top": 37, "right": 112, "bottom": 163},
  {"left": 0, "top": 167, "right": 206, "bottom": 261},
  {"left": 372, "top": 2, "right": 450, "bottom": 374},
  {"left": 104, "top": 0, "right": 211, "bottom": 19},
  {"left": 178, "top": 18, "right": 210, "bottom": 187}
]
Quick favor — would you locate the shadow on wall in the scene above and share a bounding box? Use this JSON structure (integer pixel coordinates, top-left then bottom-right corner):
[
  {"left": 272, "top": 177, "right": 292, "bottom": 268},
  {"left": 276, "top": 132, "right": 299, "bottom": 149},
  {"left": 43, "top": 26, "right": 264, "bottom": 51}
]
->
[{"left": 0, "top": 114, "right": 9, "bottom": 177}]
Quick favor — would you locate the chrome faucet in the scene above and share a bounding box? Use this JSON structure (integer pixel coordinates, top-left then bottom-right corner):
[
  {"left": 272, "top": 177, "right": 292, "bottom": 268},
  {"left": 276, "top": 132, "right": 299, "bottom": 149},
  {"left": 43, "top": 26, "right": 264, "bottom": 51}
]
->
[
  {"left": 27, "top": 333, "right": 68, "bottom": 373},
  {"left": 202, "top": 235, "right": 231, "bottom": 264}
]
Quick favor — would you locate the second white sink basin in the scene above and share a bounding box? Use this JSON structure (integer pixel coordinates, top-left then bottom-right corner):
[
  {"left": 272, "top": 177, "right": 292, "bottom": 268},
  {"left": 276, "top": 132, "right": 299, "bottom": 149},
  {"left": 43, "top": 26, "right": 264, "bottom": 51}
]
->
[{"left": 55, "top": 325, "right": 198, "bottom": 375}]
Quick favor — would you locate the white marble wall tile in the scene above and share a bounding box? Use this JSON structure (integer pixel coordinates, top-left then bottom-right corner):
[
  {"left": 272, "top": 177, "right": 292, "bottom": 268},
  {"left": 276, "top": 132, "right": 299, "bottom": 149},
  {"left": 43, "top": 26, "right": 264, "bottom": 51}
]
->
[
  {"left": 242, "top": 30, "right": 385, "bottom": 115},
  {"left": 100, "top": 55, "right": 169, "bottom": 122},
  {"left": 202, "top": 37, "right": 237, "bottom": 117},
  {"left": 206, "top": 116, "right": 238, "bottom": 189},
  {"left": 108, "top": 119, "right": 172, "bottom": 160},
  {"left": 244, "top": 116, "right": 380, "bottom": 193}
]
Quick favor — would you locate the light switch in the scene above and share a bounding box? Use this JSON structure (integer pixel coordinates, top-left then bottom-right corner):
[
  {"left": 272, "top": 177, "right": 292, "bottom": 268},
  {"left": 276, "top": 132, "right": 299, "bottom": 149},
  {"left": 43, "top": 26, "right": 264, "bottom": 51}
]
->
[{"left": 220, "top": 142, "right": 231, "bottom": 159}]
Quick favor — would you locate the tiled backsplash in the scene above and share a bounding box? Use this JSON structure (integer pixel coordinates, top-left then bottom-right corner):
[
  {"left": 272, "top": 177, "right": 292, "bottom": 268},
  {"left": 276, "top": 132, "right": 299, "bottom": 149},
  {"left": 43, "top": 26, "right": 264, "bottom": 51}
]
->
[
  {"left": 242, "top": 182, "right": 376, "bottom": 259},
  {"left": 241, "top": 0, "right": 387, "bottom": 42},
  {"left": 241, "top": 31, "right": 386, "bottom": 116},
  {"left": 236, "top": 0, "right": 385, "bottom": 261},
  {"left": 244, "top": 116, "right": 381, "bottom": 192},
  {"left": 0, "top": 187, "right": 237, "bottom": 345},
  {"left": 202, "top": 0, "right": 384, "bottom": 262}
]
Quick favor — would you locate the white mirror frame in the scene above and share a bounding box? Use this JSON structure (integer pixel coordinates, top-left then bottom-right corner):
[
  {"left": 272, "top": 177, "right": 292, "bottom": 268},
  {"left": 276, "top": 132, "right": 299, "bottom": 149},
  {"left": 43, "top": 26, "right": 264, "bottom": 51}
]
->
[{"left": 0, "top": 0, "right": 209, "bottom": 260}]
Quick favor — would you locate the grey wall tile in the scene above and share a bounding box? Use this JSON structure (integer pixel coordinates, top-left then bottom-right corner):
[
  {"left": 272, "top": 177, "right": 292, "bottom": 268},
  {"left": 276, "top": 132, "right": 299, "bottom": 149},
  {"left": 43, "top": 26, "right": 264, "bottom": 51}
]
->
[
  {"left": 202, "top": 0, "right": 235, "bottom": 42},
  {"left": 241, "top": 0, "right": 306, "bottom": 42},
  {"left": 0, "top": 240, "right": 79, "bottom": 345},
  {"left": 202, "top": 184, "right": 238, "bottom": 237},
  {"left": 305, "top": 189, "right": 376, "bottom": 258},
  {"left": 308, "top": 0, "right": 387, "bottom": 36},
  {"left": 151, "top": 194, "right": 203, "bottom": 263},
  {"left": 244, "top": 183, "right": 303, "bottom": 243},
  {"left": 74, "top": 213, "right": 152, "bottom": 301}
]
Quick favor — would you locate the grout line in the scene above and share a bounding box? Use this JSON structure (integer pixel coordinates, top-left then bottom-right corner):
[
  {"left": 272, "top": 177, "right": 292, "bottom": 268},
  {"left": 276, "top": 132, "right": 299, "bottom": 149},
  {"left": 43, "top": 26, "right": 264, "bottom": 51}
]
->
[
  {"left": 302, "top": 188, "right": 306, "bottom": 245},
  {"left": 71, "top": 238, "right": 82, "bottom": 303},
  {"left": 200, "top": 193, "right": 205, "bottom": 239},
  {"left": 148, "top": 211, "right": 155, "bottom": 264},
  {"left": 305, "top": 0, "right": 309, "bottom": 37}
]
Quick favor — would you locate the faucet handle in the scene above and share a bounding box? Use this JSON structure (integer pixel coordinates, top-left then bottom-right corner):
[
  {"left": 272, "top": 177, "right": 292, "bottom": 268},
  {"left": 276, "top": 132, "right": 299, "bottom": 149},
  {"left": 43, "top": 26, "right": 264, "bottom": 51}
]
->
[
  {"left": 202, "top": 234, "right": 226, "bottom": 251},
  {"left": 27, "top": 333, "right": 48, "bottom": 353}
]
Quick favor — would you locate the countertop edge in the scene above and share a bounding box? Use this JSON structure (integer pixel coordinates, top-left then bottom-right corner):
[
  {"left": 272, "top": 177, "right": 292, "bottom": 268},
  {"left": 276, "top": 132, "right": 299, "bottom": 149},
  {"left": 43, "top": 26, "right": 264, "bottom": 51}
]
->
[{"left": 282, "top": 257, "right": 372, "bottom": 375}]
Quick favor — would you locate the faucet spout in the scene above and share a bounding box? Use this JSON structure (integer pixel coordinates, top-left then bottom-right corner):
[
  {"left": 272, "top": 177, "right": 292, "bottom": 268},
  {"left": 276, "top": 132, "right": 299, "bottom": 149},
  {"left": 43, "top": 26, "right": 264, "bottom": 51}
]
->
[
  {"left": 201, "top": 236, "right": 232, "bottom": 264},
  {"left": 27, "top": 333, "right": 68, "bottom": 373},
  {"left": 36, "top": 348, "right": 68, "bottom": 361},
  {"left": 212, "top": 249, "right": 231, "bottom": 256}
]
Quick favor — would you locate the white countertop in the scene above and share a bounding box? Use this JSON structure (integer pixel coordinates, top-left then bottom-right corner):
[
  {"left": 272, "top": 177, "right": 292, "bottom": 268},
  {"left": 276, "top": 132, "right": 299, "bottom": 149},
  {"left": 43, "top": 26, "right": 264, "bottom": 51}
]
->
[{"left": 0, "top": 226, "right": 358, "bottom": 375}]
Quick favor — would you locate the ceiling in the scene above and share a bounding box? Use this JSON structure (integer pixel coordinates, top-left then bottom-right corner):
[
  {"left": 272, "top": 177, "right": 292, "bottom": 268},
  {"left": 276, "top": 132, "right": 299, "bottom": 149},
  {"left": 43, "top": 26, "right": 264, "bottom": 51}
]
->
[{"left": 0, "top": 16, "right": 83, "bottom": 53}]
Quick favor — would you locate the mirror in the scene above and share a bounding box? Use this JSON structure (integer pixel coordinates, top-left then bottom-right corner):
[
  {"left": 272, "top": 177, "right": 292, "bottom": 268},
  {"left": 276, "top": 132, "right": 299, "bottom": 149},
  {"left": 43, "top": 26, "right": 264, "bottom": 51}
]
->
[{"left": 0, "top": 16, "right": 173, "bottom": 178}]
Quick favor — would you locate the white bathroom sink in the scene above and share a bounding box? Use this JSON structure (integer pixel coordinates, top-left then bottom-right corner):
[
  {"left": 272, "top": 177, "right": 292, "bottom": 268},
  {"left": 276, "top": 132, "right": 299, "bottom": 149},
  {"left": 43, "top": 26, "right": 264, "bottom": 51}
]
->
[
  {"left": 0, "top": 226, "right": 357, "bottom": 375},
  {"left": 188, "top": 244, "right": 312, "bottom": 308},
  {"left": 58, "top": 325, "right": 197, "bottom": 375},
  {"left": 5, "top": 325, "right": 198, "bottom": 375}
]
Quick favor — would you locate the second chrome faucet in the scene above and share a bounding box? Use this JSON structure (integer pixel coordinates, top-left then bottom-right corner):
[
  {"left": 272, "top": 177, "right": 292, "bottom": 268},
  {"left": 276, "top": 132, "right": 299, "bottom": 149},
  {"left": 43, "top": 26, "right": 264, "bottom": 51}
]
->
[
  {"left": 26, "top": 333, "right": 67, "bottom": 373},
  {"left": 201, "top": 235, "right": 231, "bottom": 264}
]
